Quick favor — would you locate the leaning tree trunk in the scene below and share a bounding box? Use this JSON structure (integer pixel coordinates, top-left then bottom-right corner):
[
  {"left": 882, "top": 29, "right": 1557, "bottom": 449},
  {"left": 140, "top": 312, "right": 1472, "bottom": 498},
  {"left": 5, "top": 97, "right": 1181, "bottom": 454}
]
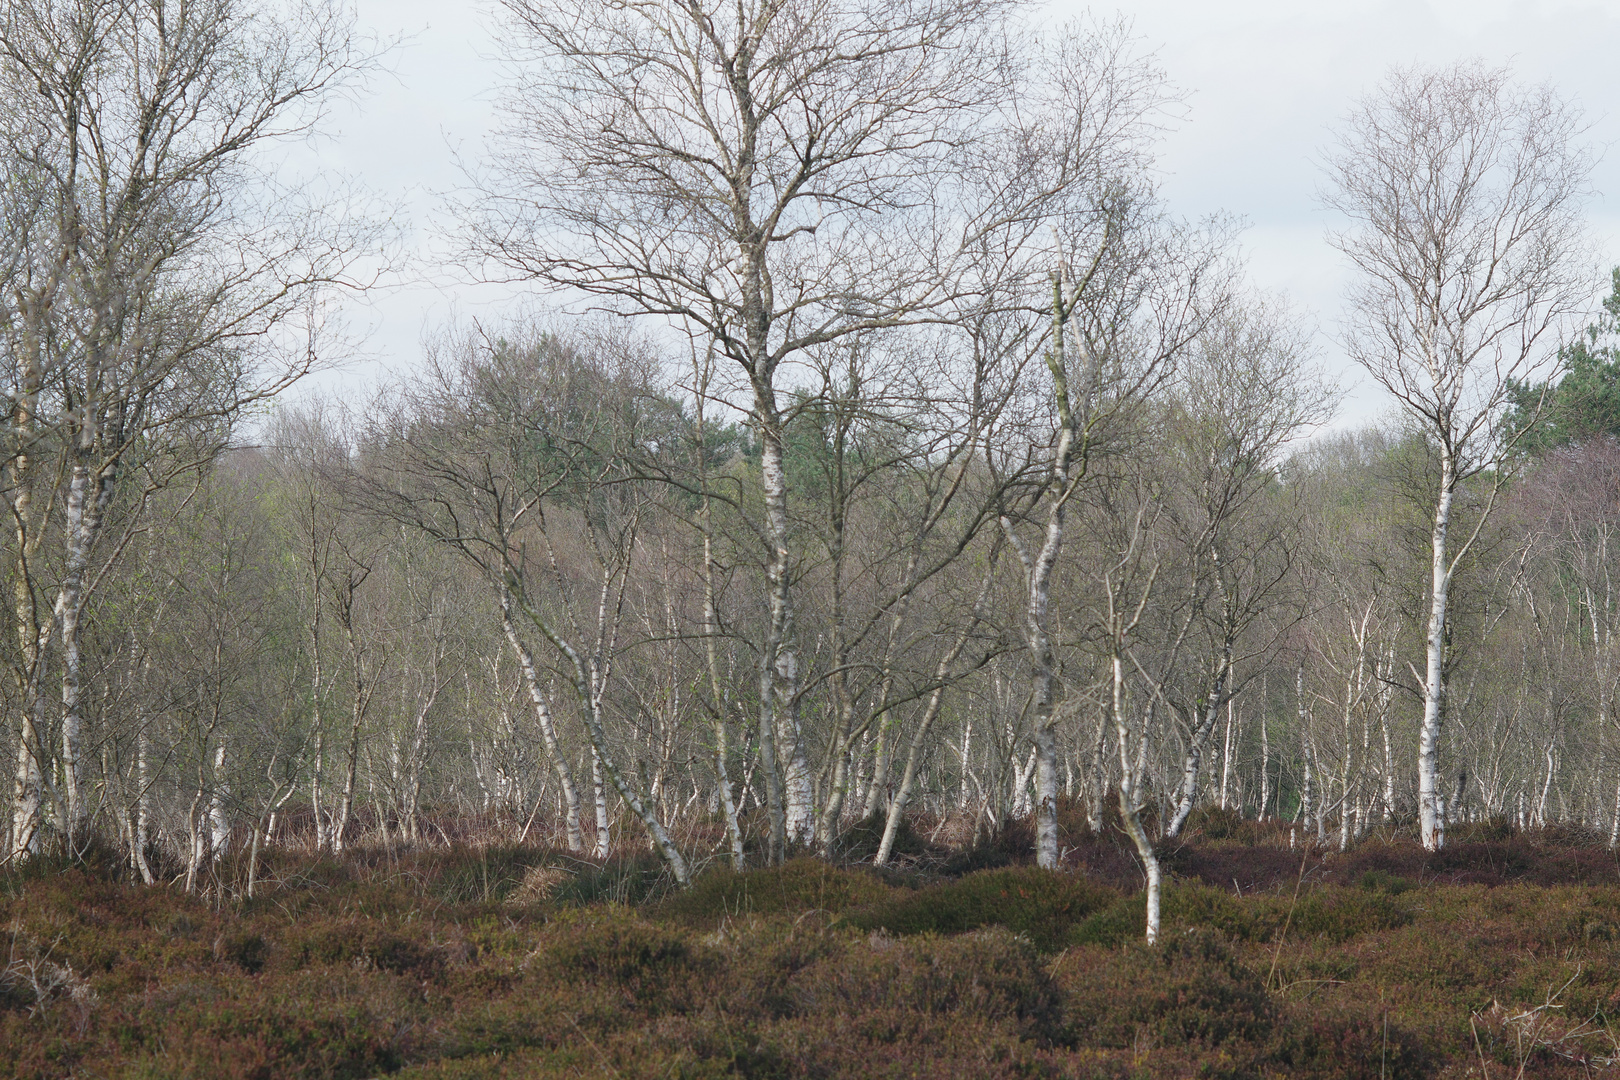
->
[
  {"left": 568, "top": 646, "right": 691, "bottom": 885},
  {"left": 875, "top": 563, "right": 994, "bottom": 865},
  {"left": 499, "top": 590, "right": 585, "bottom": 851}
]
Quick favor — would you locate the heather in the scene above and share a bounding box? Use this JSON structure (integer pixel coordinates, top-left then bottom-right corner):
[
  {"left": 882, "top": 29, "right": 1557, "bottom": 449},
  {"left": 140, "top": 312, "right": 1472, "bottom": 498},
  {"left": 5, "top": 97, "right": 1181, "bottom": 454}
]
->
[{"left": 4, "top": 820, "right": 1620, "bottom": 1079}]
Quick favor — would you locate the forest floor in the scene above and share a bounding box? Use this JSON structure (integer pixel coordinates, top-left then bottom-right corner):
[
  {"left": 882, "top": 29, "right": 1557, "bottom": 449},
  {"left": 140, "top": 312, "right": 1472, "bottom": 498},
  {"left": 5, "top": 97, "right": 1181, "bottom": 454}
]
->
[{"left": 4, "top": 808, "right": 1620, "bottom": 1079}]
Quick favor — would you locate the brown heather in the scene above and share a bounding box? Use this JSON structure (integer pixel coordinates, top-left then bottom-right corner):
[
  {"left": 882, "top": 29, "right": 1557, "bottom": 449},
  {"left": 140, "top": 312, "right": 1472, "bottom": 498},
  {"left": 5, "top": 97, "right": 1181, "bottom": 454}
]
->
[{"left": 2, "top": 812, "right": 1620, "bottom": 1078}]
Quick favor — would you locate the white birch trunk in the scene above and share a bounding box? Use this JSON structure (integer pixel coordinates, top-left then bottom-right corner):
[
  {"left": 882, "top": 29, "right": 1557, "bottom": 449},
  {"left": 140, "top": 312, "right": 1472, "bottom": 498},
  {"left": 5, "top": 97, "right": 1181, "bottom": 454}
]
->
[
  {"left": 1113, "top": 654, "right": 1161, "bottom": 944},
  {"left": 1419, "top": 456, "right": 1456, "bottom": 851},
  {"left": 591, "top": 746, "right": 611, "bottom": 857},
  {"left": 209, "top": 740, "right": 230, "bottom": 861},
  {"left": 499, "top": 593, "right": 584, "bottom": 851},
  {"left": 1260, "top": 697, "right": 1270, "bottom": 821},
  {"left": 755, "top": 422, "right": 792, "bottom": 859},
  {"left": 8, "top": 332, "right": 48, "bottom": 862},
  {"left": 1219, "top": 698, "right": 1234, "bottom": 811},
  {"left": 1298, "top": 665, "right": 1314, "bottom": 838},
  {"left": 133, "top": 729, "right": 153, "bottom": 884}
]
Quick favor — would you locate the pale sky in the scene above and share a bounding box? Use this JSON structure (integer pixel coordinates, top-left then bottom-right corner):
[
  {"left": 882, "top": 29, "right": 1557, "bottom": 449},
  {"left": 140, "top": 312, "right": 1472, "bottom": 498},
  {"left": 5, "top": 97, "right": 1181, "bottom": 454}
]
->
[{"left": 296, "top": 0, "right": 1620, "bottom": 431}]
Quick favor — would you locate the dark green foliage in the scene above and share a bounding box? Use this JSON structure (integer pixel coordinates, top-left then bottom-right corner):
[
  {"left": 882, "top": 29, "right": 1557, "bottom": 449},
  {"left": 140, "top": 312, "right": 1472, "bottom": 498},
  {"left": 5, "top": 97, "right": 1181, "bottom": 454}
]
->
[
  {"left": 1072, "top": 883, "right": 1265, "bottom": 947},
  {"left": 1357, "top": 868, "right": 1415, "bottom": 894},
  {"left": 1503, "top": 267, "right": 1620, "bottom": 453},
  {"left": 844, "top": 866, "right": 1116, "bottom": 951}
]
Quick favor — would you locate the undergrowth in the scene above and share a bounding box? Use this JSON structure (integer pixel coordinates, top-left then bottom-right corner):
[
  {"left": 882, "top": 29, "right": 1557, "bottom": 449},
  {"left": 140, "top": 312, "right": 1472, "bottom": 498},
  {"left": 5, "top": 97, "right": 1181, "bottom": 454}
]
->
[{"left": 3, "top": 817, "right": 1620, "bottom": 1077}]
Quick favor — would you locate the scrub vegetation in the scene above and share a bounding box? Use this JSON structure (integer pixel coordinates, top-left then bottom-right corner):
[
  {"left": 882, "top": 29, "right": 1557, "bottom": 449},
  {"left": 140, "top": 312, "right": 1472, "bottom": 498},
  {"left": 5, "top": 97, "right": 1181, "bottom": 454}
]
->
[{"left": 4, "top": 811, "right": 1620, "bottom": 1078}]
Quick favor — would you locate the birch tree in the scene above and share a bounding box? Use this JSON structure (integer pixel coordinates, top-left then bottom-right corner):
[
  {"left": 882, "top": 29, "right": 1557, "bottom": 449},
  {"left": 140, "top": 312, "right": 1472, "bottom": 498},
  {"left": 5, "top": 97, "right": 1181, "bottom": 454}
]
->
[
  {"left": 360, "top": 323, "right": 694, "bottom": 881},
  {"left": 469, "top": 0, "right": 1170, "bottom": 862},
  {"left": 1159, "top": 300, "right": 1333, "bottom": 838},
  {"left": 1323, "top": 61, "right": 1595, "bottom": 850},
  {"left": 0, "top": 0, "right": 383, "bottom": 859}
]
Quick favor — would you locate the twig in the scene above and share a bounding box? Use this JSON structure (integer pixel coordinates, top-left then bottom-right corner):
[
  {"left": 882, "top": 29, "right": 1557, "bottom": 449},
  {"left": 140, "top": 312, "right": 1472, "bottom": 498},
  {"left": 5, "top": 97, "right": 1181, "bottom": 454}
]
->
[{"left": 1266, "top": 845, "right": 1311, "bottom": 992}]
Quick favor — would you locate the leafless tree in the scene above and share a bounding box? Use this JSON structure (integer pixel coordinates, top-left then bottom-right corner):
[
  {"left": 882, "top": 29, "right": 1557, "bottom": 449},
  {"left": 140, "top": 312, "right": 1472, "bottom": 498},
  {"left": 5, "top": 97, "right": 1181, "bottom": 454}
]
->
[
  {"left": 1158, "top": 298, "right": 1335, "bottom": 838},
  {"left": 468, "top": 0, "right": 1174, "bottom": 862},
  {"left": 1322, "top": 61, "right": 1596, "bottom": 850},
  {"left": 0, "top": 0, "right": 387, "bottom": 859}
]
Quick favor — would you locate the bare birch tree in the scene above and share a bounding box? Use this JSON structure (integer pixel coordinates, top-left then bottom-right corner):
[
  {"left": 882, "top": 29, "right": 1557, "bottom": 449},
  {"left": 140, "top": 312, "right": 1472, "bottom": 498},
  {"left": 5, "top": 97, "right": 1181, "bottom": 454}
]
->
[
  {"left": 1159, "top": 300, "right": 1333, "bottom": 838},
  {"left": 1323, "top": 61, "right": 1595, "bottom": 850},
  {"left": 0, "top": 0, "right": 384, "bottom": 859},
  {"left": 469, "top": 0, "right": 1170, "bottom": 862}
]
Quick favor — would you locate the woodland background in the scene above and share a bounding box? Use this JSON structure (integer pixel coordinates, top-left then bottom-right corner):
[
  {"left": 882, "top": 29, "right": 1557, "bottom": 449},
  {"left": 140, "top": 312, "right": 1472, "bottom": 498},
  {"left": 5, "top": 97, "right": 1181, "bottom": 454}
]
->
[{"left": 0, "top": 0, "right": 1619, "bottom": 936}]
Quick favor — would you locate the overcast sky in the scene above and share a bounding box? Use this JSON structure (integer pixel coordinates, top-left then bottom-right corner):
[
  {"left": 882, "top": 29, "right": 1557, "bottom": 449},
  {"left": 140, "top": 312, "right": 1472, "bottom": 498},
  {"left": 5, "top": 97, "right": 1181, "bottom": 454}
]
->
[{"left": 300, "top": 0, "right": 1620, "bottom": 431}]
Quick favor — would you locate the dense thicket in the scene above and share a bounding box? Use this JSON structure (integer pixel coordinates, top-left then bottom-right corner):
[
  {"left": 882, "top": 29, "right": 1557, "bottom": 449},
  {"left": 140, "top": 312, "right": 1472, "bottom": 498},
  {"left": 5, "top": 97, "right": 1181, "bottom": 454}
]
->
[{"left": 1, "top": 0, "right": 1618, "bottom": 954}]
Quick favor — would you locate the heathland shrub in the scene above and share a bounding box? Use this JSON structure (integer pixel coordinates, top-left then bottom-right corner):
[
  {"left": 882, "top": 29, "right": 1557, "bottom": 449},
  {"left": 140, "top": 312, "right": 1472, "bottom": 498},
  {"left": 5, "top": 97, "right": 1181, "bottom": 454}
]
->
[
  {"left": 842, "top": 865, "right": 1116, "bottom": 951},
  {"left": 1053, "top": 930, "right": 1274, "bottom": 1050},
  {"left": 785, "top": 928, "right": 1064, "bottom": 1040},
  {"left": 1289, "top": 887, "right": 1411, "bottom": 942},
  {"left": 830, "top": 810, "right": 932, "bottom": 863},
  {"left": 1266, "top": 998, "right": 1431, "bottom": 1080},
  {"left": 11, "top": 830, "right": 1620, "bottom": 1077},
  {"left": 657, "top": 857, "right": 895, "bottom": 924}
]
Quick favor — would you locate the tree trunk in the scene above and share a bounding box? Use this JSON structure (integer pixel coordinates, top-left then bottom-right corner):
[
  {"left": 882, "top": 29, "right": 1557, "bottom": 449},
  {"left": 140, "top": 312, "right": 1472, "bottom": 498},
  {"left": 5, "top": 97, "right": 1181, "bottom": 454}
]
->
[
  {"left": 8, "top": 328, "right": 48, "bottom": 862},
  {"left": 1260, "top": 696, "right": 1271, "bottom": 821},
  {"left": 590, "top": 746, "right": 611, "bottom": 857},
  {"left": 1419, "top": 456, "right": 1456, "bottom": 851},
  {"left": 133, "top": 730, "right": 154, "bottom": 884},
  {"left": 209, "top": 739, "right": 230, "bottom": 861},
  {"left": 499, "top": 593, "right": 584, "bottom": 851},
  {"left": 1113, "top": 653, "right": 1161, "bottom": 944},
  {"left": 876, "top": 564, "right": 993, "bottom": 865},
  {"left": 755, "top": 418, "right": 792, "bottom": 860}
]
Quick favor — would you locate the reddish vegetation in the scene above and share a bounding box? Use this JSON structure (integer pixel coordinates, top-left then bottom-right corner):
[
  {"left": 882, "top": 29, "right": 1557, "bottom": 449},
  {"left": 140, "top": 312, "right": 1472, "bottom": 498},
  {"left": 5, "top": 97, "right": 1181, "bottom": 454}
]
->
[{"left": 4, "top": 815, "right": 1620, "bottom": 1078}]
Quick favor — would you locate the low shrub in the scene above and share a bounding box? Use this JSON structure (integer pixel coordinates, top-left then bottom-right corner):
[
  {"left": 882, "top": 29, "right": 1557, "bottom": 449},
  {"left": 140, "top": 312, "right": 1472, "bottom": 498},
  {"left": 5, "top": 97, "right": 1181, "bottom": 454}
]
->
[
  {"left": 1071, "top": 882, "right": 1267, "bottom": 947},
  {"left": 1053, "top": 930, "right": 1274, "bottom": 1050},
  {"left": 656, "top": 858, "right": 894, "bottom": 925},
  {"left": 1266, "top": 997, "right": 1431, "bottom": 1080},
  {"left": 1290, "top": 887, "right": 1412, "bottom": 942},
  {"left": 11, "top": 826, "right": 1620, "bottom": 1077},
  {"left": 785, "top": 927, "right": 1064, "bottom": 1040},
  {"left": 842, "top": 865, "right": 1116, "bottom": 951},
  {"left": 828, "top": 809, "right": 933, "bottom": 863}
]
